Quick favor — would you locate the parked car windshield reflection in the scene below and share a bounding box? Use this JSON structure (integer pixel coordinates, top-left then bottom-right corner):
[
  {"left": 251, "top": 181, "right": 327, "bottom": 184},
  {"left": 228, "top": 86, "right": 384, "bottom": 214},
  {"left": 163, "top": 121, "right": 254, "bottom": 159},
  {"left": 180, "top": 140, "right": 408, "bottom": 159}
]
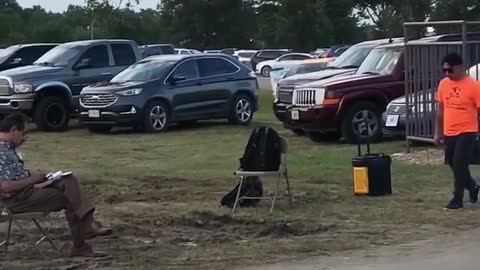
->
[
  {"left": 34, "top": 44, "right": 82, "bottom": 67},
  {"left": 327, "top": 46, "right": 372, "bottom": 69},
  {"left": 111, "top": 60, "right": 176, "bottom": 83},
  {"left": 284, "top": 62, "right": 327, "bottom": 78},
  {"left": 356, "top": 47, "right": 402, "bottom": 75},
  {"left": 0, "top": 46, "right": 18, "bottom": 63}
]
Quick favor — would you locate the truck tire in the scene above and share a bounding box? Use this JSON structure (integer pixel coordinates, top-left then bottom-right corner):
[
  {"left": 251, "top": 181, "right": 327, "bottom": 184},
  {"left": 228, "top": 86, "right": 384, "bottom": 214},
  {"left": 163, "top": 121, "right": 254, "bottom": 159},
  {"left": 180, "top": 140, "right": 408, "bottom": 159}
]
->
[
  {"left": 144, "top": 101, "right": 170, "bottom": 133},
  {"left": 33, "top": 96, "right": 70, "bottom": 132},
  {"left": 228, "top": 94, "right": 254, "bottom": 126},
  {"left": 341, "top": 101, "right": 382, "bottom": 144}
]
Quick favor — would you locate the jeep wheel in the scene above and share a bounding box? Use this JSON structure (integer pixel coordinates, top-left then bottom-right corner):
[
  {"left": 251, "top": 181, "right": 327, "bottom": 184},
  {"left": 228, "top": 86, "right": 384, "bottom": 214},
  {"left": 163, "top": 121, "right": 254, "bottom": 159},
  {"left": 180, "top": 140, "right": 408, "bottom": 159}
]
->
[
  {"left": 144, "top": 101, "right": 169, "bottom": 133},
  {"left": 33, "top": 96, "right": 70, "bottom": 132},
  {"left": 307, "top": 131, "right": 341, "bottom": 142},
  {"left": 341, "top": 101, "right": 382, "bottom": 144},
  {"left": 88, "top": 126, "right": 112, "bottom": 134},
  {"left": 229, "top": 95, "right": 254, "bottom": 126}
]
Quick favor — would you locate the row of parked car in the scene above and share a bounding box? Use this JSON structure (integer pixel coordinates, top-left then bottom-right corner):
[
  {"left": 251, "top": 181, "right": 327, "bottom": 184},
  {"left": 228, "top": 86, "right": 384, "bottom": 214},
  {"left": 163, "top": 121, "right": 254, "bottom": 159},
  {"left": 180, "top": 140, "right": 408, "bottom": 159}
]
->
[
  {"left": 0, "top": 40, "right": 260, "bottom": 133},
  {"left": 271, "top": 33, "right": 480, "bottom": 144}
]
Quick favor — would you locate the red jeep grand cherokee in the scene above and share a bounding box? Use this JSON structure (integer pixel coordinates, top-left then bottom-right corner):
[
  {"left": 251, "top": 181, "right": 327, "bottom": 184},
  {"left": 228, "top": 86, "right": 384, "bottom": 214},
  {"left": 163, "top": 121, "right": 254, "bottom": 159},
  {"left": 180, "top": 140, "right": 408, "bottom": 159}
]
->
[{"left": 285, "top": 43, "right": 404, "bottom": 143}]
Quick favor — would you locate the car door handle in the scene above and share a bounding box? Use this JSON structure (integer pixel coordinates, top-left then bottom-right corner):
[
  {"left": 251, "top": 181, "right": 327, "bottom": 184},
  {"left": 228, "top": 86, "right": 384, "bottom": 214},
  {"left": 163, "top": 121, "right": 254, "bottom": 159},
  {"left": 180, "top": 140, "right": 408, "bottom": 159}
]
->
[
  {"left": 101, "top": 73, "right": 112, "bottom": 76},
  {"left": 196, "top": 82, "right": 203, "bottom": 86}
]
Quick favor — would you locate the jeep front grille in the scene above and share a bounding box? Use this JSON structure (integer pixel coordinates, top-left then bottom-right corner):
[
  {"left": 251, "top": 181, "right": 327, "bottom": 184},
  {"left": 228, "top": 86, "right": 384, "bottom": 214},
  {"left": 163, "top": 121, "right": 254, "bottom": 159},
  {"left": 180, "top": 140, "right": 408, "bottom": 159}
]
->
[
  {"left": 278, "top": 85, "right": 294, "bottom": 104},
  {"left": 0, "top": 79, "right": 11, "bottom": 96},
  {"left": 81, "top": 94, "right": 117, "bottom": 107},
  {"left": 293, "top": 89, "right": 317, "bottom": 106}
]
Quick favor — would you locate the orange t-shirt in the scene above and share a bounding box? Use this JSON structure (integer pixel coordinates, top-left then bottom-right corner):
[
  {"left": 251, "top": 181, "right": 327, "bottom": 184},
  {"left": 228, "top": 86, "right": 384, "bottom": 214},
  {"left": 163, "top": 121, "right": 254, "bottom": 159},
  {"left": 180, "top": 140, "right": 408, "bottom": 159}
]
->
[{"left": 437, "top": 76, "right": 480, "bottom": 136}]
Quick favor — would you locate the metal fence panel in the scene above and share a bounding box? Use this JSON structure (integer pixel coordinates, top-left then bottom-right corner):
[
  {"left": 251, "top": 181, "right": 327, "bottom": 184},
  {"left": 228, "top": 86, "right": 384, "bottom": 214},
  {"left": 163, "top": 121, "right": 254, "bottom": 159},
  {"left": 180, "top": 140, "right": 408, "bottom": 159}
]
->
[{"left": 404, "top": 21, "right": 480, "bottom": 148}]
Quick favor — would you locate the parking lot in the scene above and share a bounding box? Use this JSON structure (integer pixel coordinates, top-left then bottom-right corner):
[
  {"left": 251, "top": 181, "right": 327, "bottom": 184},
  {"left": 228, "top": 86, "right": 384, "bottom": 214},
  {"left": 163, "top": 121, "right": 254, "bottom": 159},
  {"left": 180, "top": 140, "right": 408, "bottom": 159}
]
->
[{"left": 2, "top": 91, "right": 480, "bottom": 269}]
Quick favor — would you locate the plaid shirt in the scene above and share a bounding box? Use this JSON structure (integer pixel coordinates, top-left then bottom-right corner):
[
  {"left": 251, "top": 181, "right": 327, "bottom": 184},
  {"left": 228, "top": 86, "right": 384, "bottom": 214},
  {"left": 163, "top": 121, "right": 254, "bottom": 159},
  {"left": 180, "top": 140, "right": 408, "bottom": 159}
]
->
[{"left": 0, "top": 141, "right": 29, "bottom": 182}]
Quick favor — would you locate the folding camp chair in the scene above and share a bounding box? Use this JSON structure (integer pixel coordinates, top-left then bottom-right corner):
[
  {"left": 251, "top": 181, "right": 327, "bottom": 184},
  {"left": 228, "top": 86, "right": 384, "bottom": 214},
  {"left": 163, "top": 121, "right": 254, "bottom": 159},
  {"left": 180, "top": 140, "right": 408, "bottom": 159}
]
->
[
  {"left": 232, "top": 136, "right": 293, "bottom": 214},
  {"left": 0, "top": 197, "right": 57, "bottom": 253}
]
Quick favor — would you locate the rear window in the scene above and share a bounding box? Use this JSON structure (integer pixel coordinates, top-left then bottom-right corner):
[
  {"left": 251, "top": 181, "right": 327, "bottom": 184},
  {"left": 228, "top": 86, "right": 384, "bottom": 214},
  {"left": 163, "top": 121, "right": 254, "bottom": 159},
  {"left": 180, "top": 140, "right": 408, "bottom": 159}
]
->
[
  {"left": 238, "top": 52, "right": 256, "bottom": 58},
  {"left": 259, "top": 51, "right": 286, "bottom": 58},
  {"left": 198, "top": 58, "right": 240, "bottom": 77},
  {"left": 112, "top": 44, "right": 136, "bottom": 66},
  {"left": 12, "top": 46, "right": 55, "bottom": 64}
]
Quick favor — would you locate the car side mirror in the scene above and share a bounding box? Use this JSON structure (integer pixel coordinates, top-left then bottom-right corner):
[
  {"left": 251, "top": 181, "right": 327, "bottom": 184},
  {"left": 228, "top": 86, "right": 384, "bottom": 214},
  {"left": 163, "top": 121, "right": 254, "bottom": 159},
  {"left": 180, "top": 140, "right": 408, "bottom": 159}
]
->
[
  {"left": 168, "top": 75, "right": 187, "bottom": 84},
  {"left": 74, "top": 58, "right": 92, "bottom": 70}
]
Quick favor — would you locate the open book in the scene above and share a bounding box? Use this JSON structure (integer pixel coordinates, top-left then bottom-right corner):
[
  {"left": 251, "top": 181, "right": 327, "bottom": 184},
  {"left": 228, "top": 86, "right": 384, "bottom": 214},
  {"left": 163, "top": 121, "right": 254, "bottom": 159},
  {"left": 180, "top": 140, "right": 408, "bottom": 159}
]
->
[{"left": 34, "top": 171, "right": 72, "bottom": 189}]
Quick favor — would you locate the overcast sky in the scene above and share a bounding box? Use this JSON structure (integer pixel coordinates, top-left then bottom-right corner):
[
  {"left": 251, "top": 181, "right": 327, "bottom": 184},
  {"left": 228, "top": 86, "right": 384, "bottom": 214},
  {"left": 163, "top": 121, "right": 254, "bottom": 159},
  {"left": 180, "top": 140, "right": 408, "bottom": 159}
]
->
[{"left": 16, "top": 0, "right": 159, "bottom": 12}]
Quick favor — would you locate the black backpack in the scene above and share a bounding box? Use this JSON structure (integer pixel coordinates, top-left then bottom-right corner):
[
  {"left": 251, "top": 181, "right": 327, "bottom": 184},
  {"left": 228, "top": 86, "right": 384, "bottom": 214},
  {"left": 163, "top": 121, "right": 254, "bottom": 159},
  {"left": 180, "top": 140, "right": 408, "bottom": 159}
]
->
[{"left": 221, "top": 127, "right": 282, "bottom": 208}]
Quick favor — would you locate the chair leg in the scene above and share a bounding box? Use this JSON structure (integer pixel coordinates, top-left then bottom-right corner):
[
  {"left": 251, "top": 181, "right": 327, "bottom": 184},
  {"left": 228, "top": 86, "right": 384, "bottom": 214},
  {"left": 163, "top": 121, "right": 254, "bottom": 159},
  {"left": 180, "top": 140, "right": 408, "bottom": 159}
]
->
[
  {"left": 270, "top": 174, "right": 282, "bottom": 215},
  {"left": 32, "top": 219, "right": 58, "bottom": 252},
  {"left": 1, "top": 218, "right": 13, "bottom": 253},
  {"left": 12, "top": 219, "right": 44, "bottom": 254},
  {"left": 284, "top": 168, "right": 293, "bottom": 206},
  {"left": 232, "top": 177, "right": 245, "bottom": 214}
]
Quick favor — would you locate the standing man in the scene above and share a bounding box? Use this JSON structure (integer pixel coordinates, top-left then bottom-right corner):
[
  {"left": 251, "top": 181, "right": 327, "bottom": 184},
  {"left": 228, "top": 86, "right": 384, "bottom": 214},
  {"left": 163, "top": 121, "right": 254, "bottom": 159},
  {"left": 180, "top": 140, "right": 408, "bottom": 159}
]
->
[
  {"left": 0, "top": 113, "right": 112, "bottom": 256},
  {"left": 434, "top": 52, "right": 480, "bottom": 210}
]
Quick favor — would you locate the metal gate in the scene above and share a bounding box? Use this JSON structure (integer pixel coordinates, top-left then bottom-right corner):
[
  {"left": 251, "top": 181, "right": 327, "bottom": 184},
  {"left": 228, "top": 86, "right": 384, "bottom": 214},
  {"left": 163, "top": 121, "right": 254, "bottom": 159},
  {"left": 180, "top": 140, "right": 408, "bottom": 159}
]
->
[{"left": 404, "top": 21, "right": 480, "bottom": 151}]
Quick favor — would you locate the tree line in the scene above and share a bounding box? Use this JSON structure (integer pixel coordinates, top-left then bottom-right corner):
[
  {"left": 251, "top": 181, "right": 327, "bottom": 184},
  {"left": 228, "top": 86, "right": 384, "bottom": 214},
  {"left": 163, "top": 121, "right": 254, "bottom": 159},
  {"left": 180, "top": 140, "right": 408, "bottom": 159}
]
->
[{"left": 0, "top": 0, "right": 479, "bottom": 52}]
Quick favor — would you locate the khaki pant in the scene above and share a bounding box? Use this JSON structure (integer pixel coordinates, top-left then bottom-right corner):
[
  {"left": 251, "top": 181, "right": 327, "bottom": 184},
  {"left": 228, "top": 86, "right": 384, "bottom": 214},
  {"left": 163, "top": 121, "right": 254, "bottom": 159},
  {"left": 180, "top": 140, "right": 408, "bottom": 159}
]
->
[{"left": 4, "top": 175, "right": 94, "bottom": 247}]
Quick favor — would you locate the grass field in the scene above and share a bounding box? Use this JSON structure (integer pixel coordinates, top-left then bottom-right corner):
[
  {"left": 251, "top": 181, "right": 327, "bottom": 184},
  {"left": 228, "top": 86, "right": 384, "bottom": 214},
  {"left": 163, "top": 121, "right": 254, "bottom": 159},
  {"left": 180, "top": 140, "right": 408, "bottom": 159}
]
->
[{"left": 2, "top": 91, "right": 480, "bottom": 270}]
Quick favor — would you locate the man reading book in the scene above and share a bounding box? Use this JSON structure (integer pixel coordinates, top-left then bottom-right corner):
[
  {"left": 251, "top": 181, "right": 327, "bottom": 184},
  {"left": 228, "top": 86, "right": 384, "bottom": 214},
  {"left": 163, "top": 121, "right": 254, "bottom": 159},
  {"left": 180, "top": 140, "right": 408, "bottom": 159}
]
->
[{"left": 0, "top": 113, "right": 111, "bottom": 257}]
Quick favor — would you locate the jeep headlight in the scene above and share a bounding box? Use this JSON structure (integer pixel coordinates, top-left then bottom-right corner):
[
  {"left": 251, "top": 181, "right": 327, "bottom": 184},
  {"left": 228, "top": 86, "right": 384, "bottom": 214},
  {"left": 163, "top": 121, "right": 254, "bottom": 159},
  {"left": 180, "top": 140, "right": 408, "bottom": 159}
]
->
[
  {"left": 13, "top": 83, "right": 33, "bottom": 94},
  {"left": 116, "top": 88, "right": 143, "bottom": 96},
  {"left": 292, "top": 87, "right": 325, "bottom": 105}
]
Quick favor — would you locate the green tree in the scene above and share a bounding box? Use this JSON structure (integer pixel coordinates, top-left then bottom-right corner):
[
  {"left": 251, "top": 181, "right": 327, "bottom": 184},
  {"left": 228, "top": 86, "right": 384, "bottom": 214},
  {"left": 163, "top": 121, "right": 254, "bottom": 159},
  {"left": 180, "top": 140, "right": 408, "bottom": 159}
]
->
[
  {"left": 432, "top": 0, "right": 480, "bottom": 21},
  {"left": 160, "top": 0, "right": 257, "bottom": 49},
  {"left": 354, "top": 0, "right": 432, "bottom": 37}
]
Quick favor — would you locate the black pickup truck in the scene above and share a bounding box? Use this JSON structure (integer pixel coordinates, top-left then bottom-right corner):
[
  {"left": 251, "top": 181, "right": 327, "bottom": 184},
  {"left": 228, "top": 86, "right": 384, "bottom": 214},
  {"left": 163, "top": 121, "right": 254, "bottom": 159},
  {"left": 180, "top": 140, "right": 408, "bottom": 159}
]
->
[{"left": 0, "top": 39, "right": 141, "bottom": 131}]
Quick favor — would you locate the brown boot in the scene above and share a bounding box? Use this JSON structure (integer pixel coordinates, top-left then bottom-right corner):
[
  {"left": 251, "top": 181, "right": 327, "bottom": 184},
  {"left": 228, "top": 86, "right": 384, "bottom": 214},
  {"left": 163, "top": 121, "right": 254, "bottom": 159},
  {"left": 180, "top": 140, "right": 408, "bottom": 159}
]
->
[{"left": 70, "top": 244, "right": 95, "bottom": 257}]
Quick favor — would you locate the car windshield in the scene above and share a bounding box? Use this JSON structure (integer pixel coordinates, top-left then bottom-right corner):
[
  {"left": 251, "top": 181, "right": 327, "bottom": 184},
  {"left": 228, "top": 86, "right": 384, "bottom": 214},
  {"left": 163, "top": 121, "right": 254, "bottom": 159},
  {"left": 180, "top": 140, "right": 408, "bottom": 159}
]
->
[
  {"left": 284, "top": 62, "right": 327, "bottom": 77},
  {"left": 0, "top": 46, "right": 18, "bottom": 63},
  {"left": 326, "top": 46, "right": 373, "bottom": 69},
  {"left": 111, "top": 60, "right": 176, "bottom": 83},
  {"left": 34, "top": 44, "right": 83, "bottom": 67},
  {"left": 356, "top": 47, "right": 402, "bottom": 75}
]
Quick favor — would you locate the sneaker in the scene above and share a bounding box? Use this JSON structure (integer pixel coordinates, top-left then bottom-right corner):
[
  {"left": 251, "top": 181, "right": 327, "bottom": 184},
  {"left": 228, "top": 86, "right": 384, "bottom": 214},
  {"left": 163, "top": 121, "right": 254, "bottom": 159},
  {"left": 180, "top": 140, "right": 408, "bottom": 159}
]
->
[
  {"left": 469, "top": 186, "right": 479, "bottom": 204},
  {"left": 444, "top": 199, "right": 463, "bottom": 210}
]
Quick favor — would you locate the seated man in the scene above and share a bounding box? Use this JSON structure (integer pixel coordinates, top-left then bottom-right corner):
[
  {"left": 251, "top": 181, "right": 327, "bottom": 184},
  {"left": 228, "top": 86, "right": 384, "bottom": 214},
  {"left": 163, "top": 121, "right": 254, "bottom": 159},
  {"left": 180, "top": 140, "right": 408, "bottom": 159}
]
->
[{"left": 0, "top": 113, "right": 111, "bottom": 257}]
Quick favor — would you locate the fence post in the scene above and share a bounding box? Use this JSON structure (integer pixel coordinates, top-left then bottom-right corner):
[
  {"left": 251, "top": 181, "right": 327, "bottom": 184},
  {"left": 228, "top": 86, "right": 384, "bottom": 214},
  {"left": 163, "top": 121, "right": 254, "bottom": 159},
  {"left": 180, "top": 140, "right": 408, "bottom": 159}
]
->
[{"left": 404, "top": 23, "right": 411, "bottom": 153}]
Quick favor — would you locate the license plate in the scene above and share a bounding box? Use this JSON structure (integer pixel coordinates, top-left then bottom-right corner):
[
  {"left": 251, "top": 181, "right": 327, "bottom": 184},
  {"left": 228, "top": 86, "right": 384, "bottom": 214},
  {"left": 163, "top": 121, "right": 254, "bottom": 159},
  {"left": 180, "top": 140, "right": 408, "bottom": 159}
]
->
[
  {"left": 385, "top": 115, "right": 399, "bottom": 127},
  {"left": 291, "top": 110, "right": 299, "bottom": 120},
  {"left": 88, "top": 110, "right": 100, "bottom": 118}
]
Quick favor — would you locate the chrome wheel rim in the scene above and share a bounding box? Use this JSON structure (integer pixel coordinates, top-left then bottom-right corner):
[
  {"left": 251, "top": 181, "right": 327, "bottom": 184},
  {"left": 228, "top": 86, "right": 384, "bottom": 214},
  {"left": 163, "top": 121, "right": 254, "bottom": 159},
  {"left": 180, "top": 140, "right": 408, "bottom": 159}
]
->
[
  {"left": 150, "top": 106, "right": 167, "bottom": 130},
  {"left": 352, "top": 110, "right": 378, "bottom": 138},
  {"left": 236, "top": 99, "right": 252, "bottom": 122}
]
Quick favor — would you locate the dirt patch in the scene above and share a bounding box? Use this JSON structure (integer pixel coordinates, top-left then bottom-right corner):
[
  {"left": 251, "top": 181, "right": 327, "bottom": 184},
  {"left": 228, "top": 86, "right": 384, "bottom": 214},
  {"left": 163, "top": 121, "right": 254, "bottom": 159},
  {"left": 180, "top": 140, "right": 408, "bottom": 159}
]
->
[
  {"left": 1, "top": 169, "right": 477, "bottom": 270},
  {"left": 392, "top": 149, "right": 443, "bottom": 165}
]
